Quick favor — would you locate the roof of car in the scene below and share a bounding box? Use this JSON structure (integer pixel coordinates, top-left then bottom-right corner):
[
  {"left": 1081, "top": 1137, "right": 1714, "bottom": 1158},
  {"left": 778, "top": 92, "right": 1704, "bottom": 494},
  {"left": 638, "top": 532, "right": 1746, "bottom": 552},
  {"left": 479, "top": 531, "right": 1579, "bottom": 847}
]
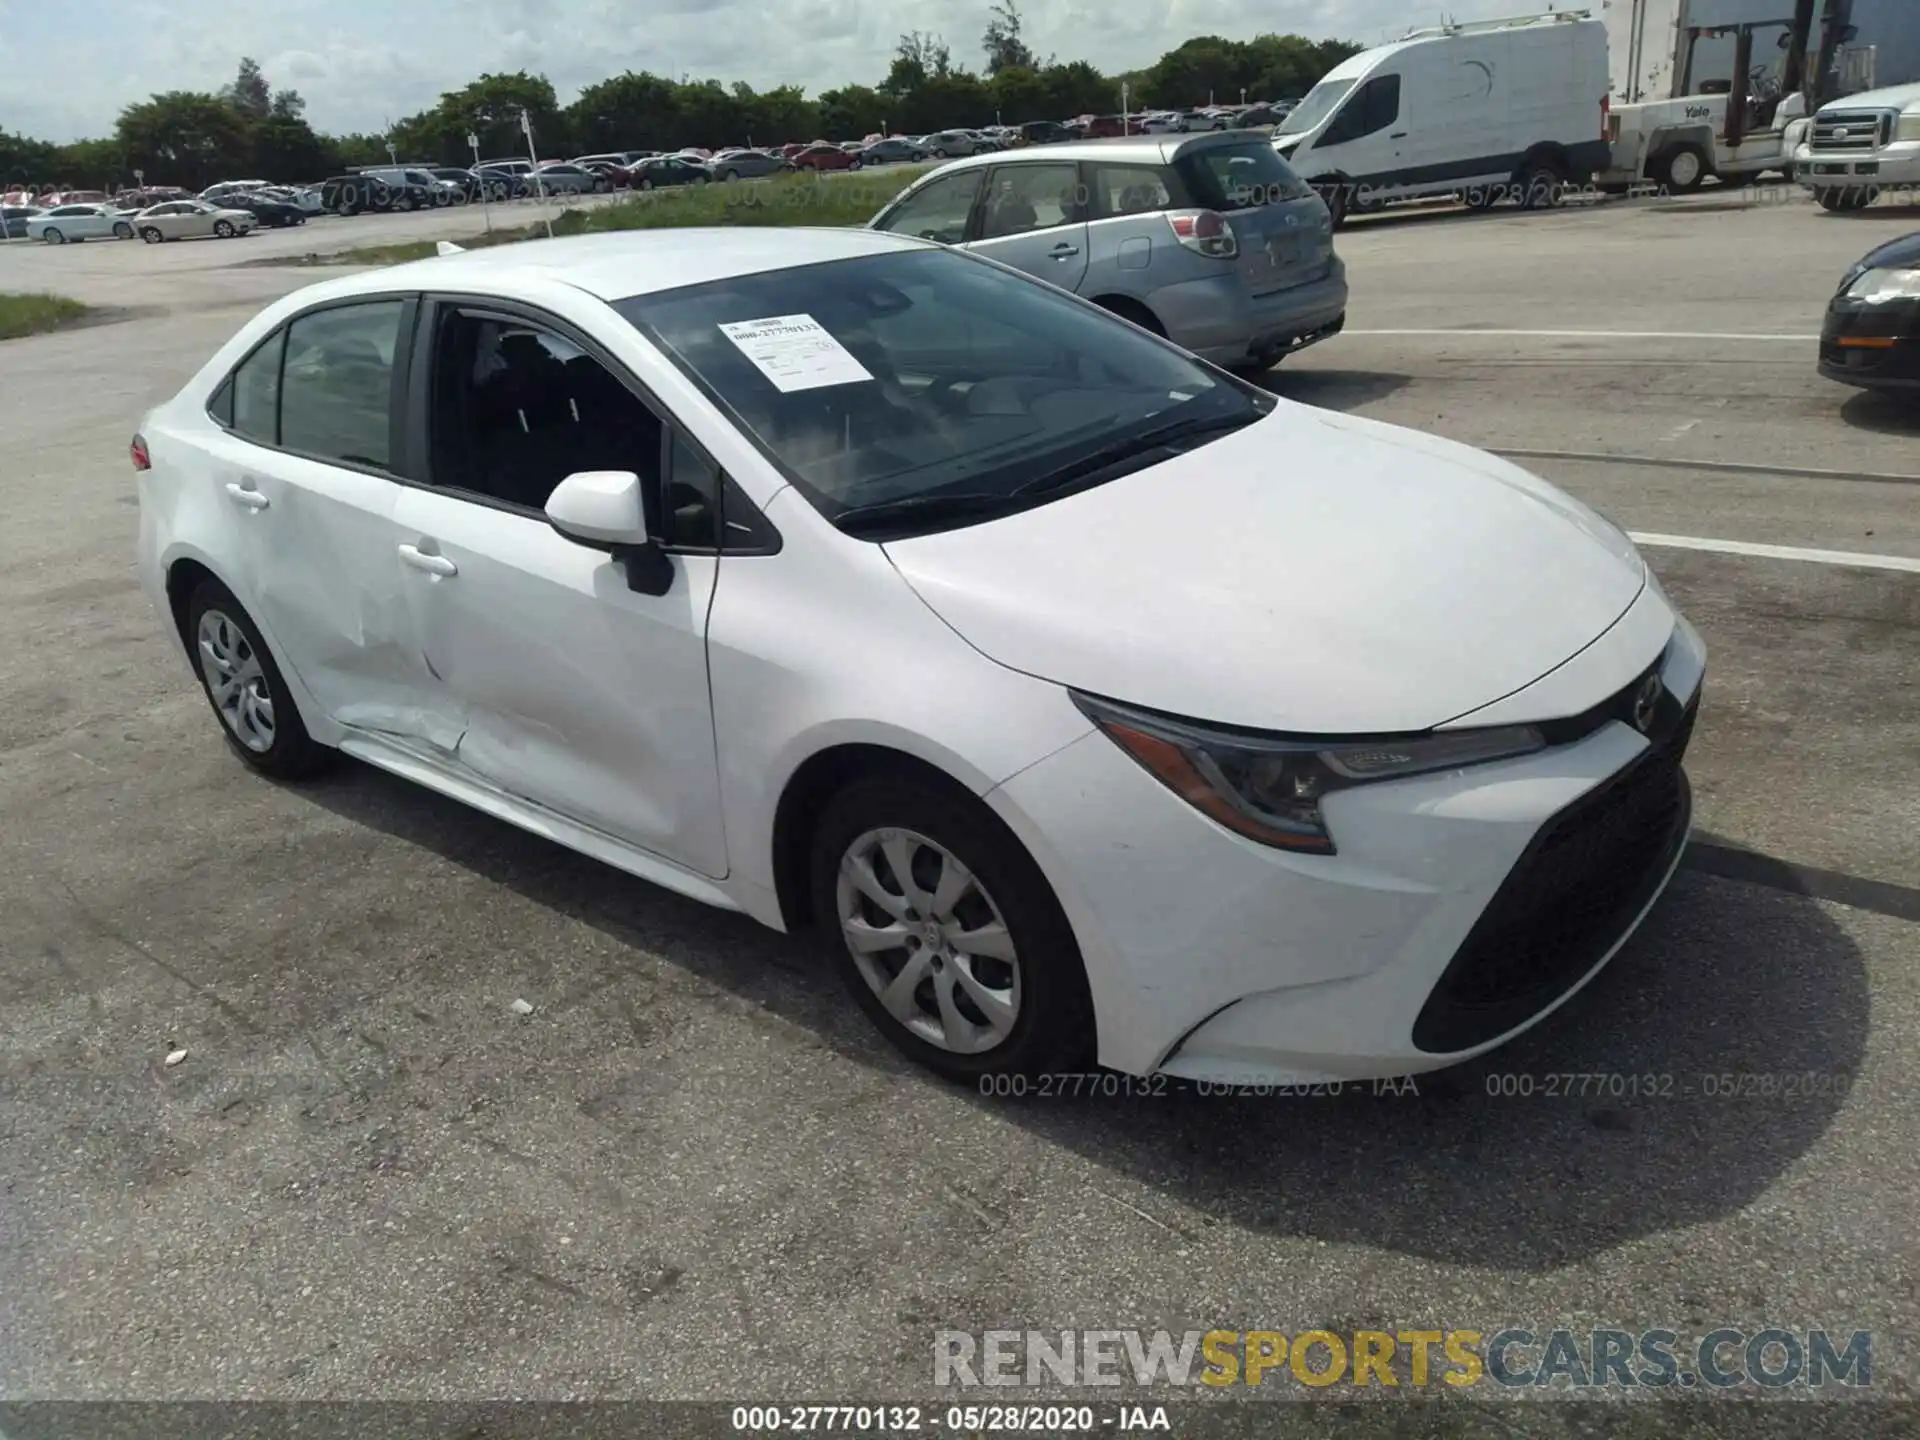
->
[
  {"left": 927, "top": 133, "right": 1256, "bottom": 170},
  {"left": 353, "top": 226, "right": 930, "bottom": 302}
]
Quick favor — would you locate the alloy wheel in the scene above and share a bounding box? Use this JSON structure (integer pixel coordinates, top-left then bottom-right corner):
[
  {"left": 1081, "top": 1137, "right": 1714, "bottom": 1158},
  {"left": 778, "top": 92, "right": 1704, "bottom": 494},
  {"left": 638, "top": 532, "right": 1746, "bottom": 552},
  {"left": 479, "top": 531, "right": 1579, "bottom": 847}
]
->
[
  {"left": 196, "top": 608, "right": 275, "bottom": 753},
  {"left": 835, "top": 827, "right": 1021, "bottom": 1054}
]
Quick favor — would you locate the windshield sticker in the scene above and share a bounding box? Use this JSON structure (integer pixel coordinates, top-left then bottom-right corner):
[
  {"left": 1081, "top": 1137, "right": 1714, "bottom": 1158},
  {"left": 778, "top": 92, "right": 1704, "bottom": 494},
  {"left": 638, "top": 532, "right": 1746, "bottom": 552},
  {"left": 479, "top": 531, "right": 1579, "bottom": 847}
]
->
[{"left": 718, "top": 314, "right": 874, "bottom": 393}]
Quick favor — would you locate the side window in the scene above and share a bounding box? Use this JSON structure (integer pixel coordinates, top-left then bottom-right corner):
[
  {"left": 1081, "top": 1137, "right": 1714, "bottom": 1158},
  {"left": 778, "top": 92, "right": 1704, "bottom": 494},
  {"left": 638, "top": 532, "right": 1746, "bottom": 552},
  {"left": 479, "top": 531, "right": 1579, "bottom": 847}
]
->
[
  {"left": 1087, "top": 165, "right": 1172, "bottom": 218},
  {"left": 279, "top": 300, "right": 404, "bottom": 469},
  {"left": 874, "top": 171, "right": 983, "bottom": 245},
  {"left": 979, "top": 163, "right": 1083, "bottom": 239},
  {"left": 426, "top": 308, "right": 663, "bottom": 514},
  {"left": 1323, "top": 74, "right": 1401, "bottom": 145},
  {"left": 663, "top": 431, "right": 720, "bottom": 549},
  {"left": 230, "top": 331, "right": 284, "bottom": 442}
]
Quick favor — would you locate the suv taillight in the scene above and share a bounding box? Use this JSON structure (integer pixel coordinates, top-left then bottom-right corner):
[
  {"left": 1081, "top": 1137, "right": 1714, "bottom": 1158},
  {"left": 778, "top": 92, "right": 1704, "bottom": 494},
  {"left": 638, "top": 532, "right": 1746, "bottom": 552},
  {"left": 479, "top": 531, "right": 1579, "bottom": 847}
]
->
[
  {"left": 1167, "top": 209, "right": 1238, "bottom": 259},
  {"left": 130, "top": 433, "right": 150, "bottom": 472}
]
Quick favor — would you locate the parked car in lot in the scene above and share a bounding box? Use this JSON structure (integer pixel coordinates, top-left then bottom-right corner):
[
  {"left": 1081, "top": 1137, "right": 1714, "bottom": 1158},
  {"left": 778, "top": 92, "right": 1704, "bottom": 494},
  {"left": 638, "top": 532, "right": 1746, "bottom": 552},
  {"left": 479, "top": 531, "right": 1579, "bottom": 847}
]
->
[
  {"left": 474, "top": 165, "right": 533, "bottom": 201},
  {"left": 201, "top": 180, "right": 272, "bottom": 203},
  {"left": 116, "top": 186, "right": 196, "bottom": 209},
  {"left": 792, "top": 142, "right": 859, "bottom": 172},
  {"left": 1, "top": 204, "right": 44, "bottom": 238},
  {"left": 424, "top": 167, "right": 485, "bottom": 202},
  {"left": 708, "top": 149, "right": 791, "bottom": 180},
  {"left": 1016, "top": 120, "right": 1074, "bottom": 146},
  {"left": 132, "top": 200, "right": 258, "bottom": 242},
  {"left": 321, "top": 173, "right": 437, "bottom": 214},
  {"left": 133, "top": 225, "right": 1705, "bottom": 1086},
  {"left": 529, "top": 162, "right": 608, "bottom": 196},
  {"left": 921, "top": 130, "right": 982, "bottom": 157},
  {"left": 1819, "top": 229, "right": 1920, "bottom": 392},
  {"left": 26, "top": 202, "right": 132, "bottom": 243},
  {"left": 870, "top": 133, "right": 1347, "bottom": 373},
  {"left": 221, "top": 193, "right": 308, "bottom": 228},
  {"left": 627, "top": 155, "right": 714, "bottom": 189},
  {"left": 860, "top": 137, "right": 931, "bottom": 165}
]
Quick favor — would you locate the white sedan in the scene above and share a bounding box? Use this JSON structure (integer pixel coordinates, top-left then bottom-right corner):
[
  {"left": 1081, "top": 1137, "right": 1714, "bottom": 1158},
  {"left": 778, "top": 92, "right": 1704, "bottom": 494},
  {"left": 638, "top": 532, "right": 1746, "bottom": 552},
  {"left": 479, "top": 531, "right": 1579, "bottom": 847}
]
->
[
  {"left": 132, "top": 200, "right": 258, "bottom": 242},
  {"left": 131, "top": 227, "right": 1705, "bottom": 1086},
  {"left": 27, "top": 203, "right": 135, "bottom": 243}
]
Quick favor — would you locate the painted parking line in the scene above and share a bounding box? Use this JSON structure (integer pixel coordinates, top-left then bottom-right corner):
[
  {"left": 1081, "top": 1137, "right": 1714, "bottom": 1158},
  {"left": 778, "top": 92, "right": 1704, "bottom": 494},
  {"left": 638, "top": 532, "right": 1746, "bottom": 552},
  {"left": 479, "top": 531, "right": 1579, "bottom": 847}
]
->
[
  {"left": 1630, "top": 532, "right": 1920, "bottom": 573},
  {"left": 1347, "top": 328, "right": 1821, "bottom": 342},
  {"left": 1494, "top": 447, "right": 1920, "bottom": 488}
]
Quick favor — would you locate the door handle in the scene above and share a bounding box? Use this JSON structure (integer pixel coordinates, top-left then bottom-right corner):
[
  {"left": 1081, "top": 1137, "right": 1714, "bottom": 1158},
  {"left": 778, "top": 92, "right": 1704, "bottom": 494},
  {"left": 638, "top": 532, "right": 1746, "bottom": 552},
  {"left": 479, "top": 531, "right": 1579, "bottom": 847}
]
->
[
  {"left": 1048, "top": 243, "right": 1081, "bottom": 258},
  {"left": 224, "top": 482, "right": 269, "bottom": 511},
  {"left": 1390, "top": 131, "right": 1408, "bottom": 139},
  {"left": 399, "top": 544, "right": 457, "bottom": 577}
]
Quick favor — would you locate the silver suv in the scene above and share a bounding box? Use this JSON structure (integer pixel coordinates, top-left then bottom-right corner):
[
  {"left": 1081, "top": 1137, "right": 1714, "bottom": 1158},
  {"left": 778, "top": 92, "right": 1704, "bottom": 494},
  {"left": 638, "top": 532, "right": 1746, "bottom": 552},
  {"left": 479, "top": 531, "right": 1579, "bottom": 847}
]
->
[{"left": 868, "top": 133, "right": 1346, "bottom": 370}]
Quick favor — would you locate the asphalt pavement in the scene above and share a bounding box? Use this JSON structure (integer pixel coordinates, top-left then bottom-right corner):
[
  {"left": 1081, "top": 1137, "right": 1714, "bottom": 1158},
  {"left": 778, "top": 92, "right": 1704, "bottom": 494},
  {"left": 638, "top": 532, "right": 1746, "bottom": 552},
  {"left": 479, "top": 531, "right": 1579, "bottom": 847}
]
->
[{"left": 0, "top": 181, "right": 1915, "bottom": 1428}]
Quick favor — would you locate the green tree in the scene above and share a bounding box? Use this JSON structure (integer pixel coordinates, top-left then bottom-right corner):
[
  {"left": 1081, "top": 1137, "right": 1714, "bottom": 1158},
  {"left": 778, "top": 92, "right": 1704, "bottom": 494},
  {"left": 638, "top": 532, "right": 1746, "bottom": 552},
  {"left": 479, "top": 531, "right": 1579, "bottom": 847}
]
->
[
  {"left": 884, "top": 31, "right": 953, "bottom": 99},
  {"left": 982, "top": 1, "right": 1039, "bottom": 76},
  {"left": 115, "top": 91, "right": 252, "bottom": 189},
  {"left": 1, "top": 128, "right": 65, "bottom": 188},
  {"left": 251, "top": 112, "right": 332, "bottom": 181},
  {"left": 223, "top": 58, "right": 273, "bottom": 122}
]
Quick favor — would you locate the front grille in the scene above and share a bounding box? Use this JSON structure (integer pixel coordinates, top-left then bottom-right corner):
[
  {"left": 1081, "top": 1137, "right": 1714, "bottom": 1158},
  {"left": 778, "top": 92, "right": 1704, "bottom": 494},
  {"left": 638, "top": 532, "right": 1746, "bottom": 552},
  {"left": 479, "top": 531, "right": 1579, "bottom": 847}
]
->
[
  {"left": 1811, "top": 111, "right": 1894, "bottom": 152},
  {"left": 1410, "top": 694, "right": 1698, "bottom": 1055}
]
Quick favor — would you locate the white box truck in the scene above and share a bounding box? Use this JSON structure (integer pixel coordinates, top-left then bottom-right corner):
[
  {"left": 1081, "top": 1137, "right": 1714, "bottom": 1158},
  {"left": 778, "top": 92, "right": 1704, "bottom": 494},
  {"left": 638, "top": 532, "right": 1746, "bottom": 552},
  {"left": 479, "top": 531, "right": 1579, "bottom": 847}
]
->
[{"left": 1272, "top": 10, "right": 1613, "bottom": 226}]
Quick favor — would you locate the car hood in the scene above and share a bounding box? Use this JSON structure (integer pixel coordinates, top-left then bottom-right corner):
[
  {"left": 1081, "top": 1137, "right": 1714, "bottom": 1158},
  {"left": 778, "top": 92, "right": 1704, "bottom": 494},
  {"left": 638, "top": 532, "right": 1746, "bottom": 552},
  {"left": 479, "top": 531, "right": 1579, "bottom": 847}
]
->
[
  {"left": 881, "top": 404, "right": 1647, "bottom": 733},
  {"left": 1819, "top": 82, "right": 1920, "bottom": 114}
]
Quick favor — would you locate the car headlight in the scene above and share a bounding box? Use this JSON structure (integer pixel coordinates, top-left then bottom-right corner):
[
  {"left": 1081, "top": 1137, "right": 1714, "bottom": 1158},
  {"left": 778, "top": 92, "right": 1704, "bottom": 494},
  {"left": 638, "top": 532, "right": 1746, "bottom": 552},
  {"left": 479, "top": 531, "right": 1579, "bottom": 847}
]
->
[
  {"left": 1846, "top": 267, "right": 1920, "bottom": 303},
  {"left": 1896, "top": 112, "right": 1920, "bottom": 143},
  {"left": 1072, "top": 692, "right": 1545, "bottom": 855}
]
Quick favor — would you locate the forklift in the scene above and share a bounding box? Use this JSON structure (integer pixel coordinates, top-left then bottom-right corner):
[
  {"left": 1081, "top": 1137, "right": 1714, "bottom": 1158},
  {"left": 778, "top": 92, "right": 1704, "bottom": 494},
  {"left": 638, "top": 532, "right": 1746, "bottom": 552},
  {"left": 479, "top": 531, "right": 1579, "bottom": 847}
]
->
[{"left": 1601, "top": 0, "right": 1853, "bottom": 191}]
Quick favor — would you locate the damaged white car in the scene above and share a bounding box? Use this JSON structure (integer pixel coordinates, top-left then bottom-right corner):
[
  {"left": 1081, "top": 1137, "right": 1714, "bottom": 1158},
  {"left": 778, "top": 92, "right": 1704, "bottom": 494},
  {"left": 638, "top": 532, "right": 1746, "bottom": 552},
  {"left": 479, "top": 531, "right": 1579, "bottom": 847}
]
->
[{"left": 134, "top": 227, "right": 1704, "bottom": 1086}]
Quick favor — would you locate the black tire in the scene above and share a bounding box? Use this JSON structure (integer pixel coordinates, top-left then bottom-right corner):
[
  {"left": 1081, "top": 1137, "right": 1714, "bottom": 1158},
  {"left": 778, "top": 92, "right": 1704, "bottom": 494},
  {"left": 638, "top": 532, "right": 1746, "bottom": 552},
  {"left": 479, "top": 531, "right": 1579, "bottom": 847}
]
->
[
  {"left": 213, "top": 219, "right": 235, "bottom": 237},
  {"left": 1654, "top": 143, "right": 1709, "bottom": 194},
  {"left": 694, "top": 173, "right": 709, "bottom": 185},
  {"left": 140, "top": 227, "right": 162, "bottom": 244},
  {"left": 113, "top": 221, "right": 133, "bottom": 239},
  {"left": 638, "top": 177, "right": 654, "bottom": 191},
  {"left": 808, "top": 773, "right": 1095, "bottom": 1081},
  {"left": 850, "top": 157, "right": 864, "bottom": 170},
  {"left": 1816, "top": 185, "right": 1877, "bottom": 212},
  {"left": 42, "top": 227, "right": 64, "bottom": 244},
  {"left": 336, "top": 198, "right": 358, "bottom": 216},
  {"left": 1314, "top": 177, "right": 1348, "bottom": 229},
  {"left": 718, "top": 169, "right": 737, "bottom": 181},
  {"left": 184, "top": 579, "right": 333, "bottom": 780},
  {"left": 1519, "top": 156, "right": 1567, "bottom": 209}
]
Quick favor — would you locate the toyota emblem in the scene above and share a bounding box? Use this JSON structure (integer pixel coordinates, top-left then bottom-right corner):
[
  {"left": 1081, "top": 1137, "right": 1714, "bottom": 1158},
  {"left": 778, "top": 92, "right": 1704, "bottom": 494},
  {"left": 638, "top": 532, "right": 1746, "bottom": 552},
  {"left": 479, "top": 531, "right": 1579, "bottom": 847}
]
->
[{"left": 1632, "top": 674, "right": 1663, "bottom": 734}]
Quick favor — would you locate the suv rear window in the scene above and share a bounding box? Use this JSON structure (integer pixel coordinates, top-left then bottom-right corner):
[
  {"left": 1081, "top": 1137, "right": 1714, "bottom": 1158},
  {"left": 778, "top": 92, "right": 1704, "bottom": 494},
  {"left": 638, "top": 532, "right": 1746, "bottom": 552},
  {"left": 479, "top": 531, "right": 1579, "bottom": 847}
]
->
[{"left": 1176, "top": 142, "right": 1313, "bottom": 209}]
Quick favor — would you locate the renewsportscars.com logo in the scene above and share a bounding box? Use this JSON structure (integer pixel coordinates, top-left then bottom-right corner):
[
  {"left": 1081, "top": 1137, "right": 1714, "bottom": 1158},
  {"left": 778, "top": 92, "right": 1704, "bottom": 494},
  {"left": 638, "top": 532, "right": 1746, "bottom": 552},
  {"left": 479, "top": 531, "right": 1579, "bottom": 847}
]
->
[{"left": 934, "top": 1328, "right": 1873, "bottom": 1390}]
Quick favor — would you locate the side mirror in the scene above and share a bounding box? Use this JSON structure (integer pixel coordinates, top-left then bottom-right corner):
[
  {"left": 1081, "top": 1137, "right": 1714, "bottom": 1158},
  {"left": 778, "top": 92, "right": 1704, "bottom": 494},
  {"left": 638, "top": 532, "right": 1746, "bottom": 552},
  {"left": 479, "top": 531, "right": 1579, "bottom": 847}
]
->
[{"left": 545, "top": 470, "right": 674, "bottom": 596}]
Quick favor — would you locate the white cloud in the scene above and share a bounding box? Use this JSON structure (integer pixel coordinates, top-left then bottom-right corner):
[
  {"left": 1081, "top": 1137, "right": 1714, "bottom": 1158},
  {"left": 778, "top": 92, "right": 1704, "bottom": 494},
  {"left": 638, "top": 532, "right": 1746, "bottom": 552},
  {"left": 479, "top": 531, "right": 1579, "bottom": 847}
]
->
[{"left": 0, "top": 0, "right": 1530, "bottom": 141}]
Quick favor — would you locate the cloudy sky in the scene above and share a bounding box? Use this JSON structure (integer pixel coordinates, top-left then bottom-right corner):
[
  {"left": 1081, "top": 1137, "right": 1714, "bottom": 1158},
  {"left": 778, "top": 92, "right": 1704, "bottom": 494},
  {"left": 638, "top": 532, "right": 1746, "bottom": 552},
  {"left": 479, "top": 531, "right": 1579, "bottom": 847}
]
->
[{"left": 0, "top": 0, "right": 1560, "bottom": 142}]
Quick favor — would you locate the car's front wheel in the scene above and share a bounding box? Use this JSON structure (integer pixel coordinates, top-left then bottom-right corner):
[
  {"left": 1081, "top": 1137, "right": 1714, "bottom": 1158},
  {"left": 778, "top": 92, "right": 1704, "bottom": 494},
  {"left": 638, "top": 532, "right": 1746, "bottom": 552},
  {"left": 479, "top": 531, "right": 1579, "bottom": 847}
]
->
[
  {"left": 185, "top": 579, "right": 333, "bottom": 779},
  {"left": 140, "top": 226, "right": 162, "bottom": 243},
  {"left": 42, "top": 227, "right": 64, "bottom": 244},
  {"left": 213, "top": 219, "right": 235, "bottom": 237},
  {"left": 809, "top": 772, "right": 1094, "bottom": 1081}
]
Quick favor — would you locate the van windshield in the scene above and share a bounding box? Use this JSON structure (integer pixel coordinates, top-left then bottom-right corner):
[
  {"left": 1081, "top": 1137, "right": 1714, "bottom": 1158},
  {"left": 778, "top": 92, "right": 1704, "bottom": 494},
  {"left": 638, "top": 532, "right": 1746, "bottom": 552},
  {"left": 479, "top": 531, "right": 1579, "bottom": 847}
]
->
[{"left": 1276, "top": 77, "right": 1357, "bottom": 135}]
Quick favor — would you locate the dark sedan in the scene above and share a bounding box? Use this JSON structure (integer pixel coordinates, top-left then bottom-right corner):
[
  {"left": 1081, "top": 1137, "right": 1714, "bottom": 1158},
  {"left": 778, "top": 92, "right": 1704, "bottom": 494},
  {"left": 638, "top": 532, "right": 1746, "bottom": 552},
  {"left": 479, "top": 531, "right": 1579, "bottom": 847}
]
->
[
  {"left": 2, "top": 204, "right": 43, "bottom": 238},
  {"left": 627, "top": 156, "right": 713, "bottom": 190},
  {"left": 221, "top": 195, "right": 307, "bottom": 228},
  {"left": 1820, "top": 230, "right": 1920, "bottom": 394}
]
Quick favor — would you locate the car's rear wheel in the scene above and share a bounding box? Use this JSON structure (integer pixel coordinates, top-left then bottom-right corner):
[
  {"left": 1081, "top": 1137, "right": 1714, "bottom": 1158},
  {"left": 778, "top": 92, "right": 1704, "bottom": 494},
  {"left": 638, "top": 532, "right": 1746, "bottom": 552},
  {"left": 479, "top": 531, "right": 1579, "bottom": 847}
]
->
[
  {"left": 850, "top": 157, "right": 864, "bottom": 170},
  {"left": 809, "top": 774, "right": 1094, "bottom": 1081},
  {"left": 1519, "top": 156, "right": 1567, "bottom": 208},
  {"left": 213, "top": 219, "right": 235, "bottom": 237},
  {"left": 1656, "top": 143, "right": 1708, "bottom": 194},
  {"left": 638, "top": 177, "right": 654, "bottom": 191},
  {"left": 185, "top": 580, "right": 333, "bottom": 780},
  {"left": 113, "top": 221, "right": 133, "bottom": 239},
  {"left": 694, "top": 173, "right": 709, "bottom": 185}
]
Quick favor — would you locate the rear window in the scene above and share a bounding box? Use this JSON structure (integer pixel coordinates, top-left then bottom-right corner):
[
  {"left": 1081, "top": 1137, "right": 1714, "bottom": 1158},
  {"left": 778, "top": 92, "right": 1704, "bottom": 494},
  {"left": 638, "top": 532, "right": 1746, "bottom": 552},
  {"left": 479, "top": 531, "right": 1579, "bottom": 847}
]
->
[{"left": 1175, "top": 142, "right": 1313, "bottom": 209}]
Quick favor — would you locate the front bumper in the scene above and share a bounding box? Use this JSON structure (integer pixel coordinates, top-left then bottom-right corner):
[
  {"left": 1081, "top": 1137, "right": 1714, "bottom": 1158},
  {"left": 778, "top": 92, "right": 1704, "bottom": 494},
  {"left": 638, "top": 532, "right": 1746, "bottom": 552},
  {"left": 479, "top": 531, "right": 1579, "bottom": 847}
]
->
[
  {"left": 1798, "top": 140, "right": 1920, "bottom": 189},
  {"left": 990, "top": 599, "right": 1707, "bottom": 1085},
  {"left": 1820, "top": 294, "right": 1920, "bottom": 391}
]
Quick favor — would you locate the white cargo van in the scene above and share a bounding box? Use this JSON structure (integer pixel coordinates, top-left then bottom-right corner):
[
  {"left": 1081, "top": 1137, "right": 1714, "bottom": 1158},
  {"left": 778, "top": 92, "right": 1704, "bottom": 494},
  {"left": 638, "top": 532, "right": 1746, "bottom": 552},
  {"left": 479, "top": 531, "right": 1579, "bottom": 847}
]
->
[{"left": 1273, "top": 10, "right": 1613, "bottom": 225}]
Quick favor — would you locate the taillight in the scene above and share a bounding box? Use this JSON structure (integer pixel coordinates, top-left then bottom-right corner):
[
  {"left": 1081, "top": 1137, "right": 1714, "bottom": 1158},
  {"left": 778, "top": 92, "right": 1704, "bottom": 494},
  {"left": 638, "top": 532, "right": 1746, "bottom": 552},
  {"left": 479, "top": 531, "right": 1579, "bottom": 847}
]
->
[
  {"left": 1167, "top": 209, "right": 1238, "bottom": 259},
  {"left": 1601, "top": 94, "right": 1610, "bottom": 142},
  {"left": 130, "top": 433, "right": 150, "bottom": 471}
]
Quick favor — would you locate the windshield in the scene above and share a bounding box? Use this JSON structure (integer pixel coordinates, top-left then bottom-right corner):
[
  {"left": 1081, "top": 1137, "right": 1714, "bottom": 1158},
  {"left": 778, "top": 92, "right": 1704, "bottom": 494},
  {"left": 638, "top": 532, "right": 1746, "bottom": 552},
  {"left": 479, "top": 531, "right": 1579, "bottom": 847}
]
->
[
  {"left": 615, "top": 247, "right": 1265, "bottom": 534},
  {"left": 1276, "top": 77, "right": 1357, "bottom": 136}
]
